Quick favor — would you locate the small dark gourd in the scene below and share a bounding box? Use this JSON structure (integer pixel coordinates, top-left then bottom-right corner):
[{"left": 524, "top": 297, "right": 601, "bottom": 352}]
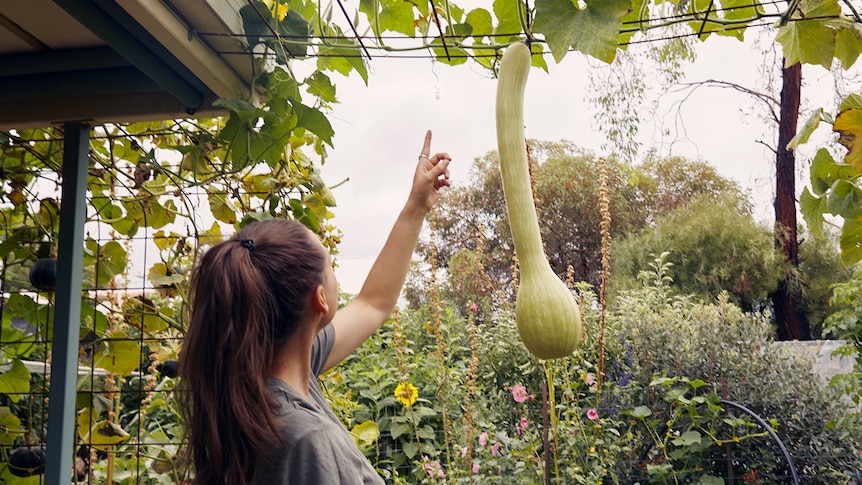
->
[
  {"left": 158, "top": 359, "right": 179, "bottom": 379},
  {"left": 496, "top": 43, "right": 582, "bottom": 359},
  {"left": 8, "top": 445, "right": 45, "bottom": 477},
  {"left": 29, "top": 258, "right": 57, "bottom": 291}
]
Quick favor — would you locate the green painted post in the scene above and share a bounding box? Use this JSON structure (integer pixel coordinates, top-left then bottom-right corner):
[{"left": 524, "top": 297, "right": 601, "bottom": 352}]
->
[{"left": 44, "top": 122, "right": 89, "bottom": 484}]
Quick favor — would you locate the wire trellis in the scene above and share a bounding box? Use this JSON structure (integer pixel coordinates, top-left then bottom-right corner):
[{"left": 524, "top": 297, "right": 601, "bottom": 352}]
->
[{"left": 198, "top": 0, "right": 861, "bottom": 62}]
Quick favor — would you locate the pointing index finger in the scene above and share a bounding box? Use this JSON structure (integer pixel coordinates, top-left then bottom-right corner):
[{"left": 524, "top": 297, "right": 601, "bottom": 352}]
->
[{"left": 421, "top": 130, "right": 432, "bottom": 155}]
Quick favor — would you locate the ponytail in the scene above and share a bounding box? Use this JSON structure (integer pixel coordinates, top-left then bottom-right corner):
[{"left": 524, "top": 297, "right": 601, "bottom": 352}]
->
[{"left": 178, "top": 220, "right": 326, "bottom": 484}]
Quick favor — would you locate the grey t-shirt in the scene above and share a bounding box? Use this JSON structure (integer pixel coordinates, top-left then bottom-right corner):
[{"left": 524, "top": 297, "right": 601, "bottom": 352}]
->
[{"left": 252, "top": 323, "right": 384, "bottom": 484}]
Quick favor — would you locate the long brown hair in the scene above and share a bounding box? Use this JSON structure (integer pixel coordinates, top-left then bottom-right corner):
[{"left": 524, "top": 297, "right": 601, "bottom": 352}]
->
[{"left": 178, "top": 219, "right": 326, "bottom": 484}]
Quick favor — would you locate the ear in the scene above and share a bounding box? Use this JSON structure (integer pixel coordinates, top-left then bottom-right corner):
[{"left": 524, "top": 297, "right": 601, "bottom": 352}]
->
[{"left": 311, "top": 285, "right": 330, "bottom": 315}]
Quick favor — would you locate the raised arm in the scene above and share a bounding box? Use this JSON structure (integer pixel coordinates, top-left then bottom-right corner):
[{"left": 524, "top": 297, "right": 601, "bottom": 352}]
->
[{"left": 324, "top": 130, "right": 451, "bottom": 371}]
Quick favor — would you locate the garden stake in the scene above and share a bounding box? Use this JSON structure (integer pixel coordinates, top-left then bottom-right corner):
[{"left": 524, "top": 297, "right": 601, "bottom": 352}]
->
[{"left": 542, "top": 381, "right": 551, "bottom": 485}]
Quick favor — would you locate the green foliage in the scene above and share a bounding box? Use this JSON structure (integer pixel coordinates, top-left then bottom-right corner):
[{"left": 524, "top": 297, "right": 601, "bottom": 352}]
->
[
  {"left": 332, "top": 256, "right": 862, "bottom": 483},
  {"left": 801, "top": 93, "right": 862, "bottom": 267},
  {"left": 410, "top": 143, "right": 743, "bottom": 309},
  {"left": 611, "top": 194, "right": 785, "bottom": 310},
  {"left": 821, "top": 266, "right": 862, "bottom": 441},
  {"left": 616, "top": 258, "right": 862, "bottom": 483}
]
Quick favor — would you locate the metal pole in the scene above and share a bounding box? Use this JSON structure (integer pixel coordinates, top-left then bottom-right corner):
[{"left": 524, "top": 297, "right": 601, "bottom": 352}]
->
[{"left": 44, "top": 122, "right": 89, "bottom": 484}]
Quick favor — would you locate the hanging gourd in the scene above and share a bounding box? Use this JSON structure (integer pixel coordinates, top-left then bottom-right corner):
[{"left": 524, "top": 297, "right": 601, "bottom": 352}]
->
[{"left": 495, "top": 42, "right": 582, "bottom": 359}]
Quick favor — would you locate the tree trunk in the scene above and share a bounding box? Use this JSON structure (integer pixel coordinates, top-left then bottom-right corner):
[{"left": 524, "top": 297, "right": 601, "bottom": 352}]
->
[{"left": 771, "top": 60, "right": 812, "bottom": 341}]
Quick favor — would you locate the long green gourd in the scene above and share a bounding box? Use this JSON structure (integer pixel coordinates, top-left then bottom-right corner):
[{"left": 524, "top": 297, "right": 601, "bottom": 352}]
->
[{"left": 496, "top": 42, "right": 582, "bottom": 359}]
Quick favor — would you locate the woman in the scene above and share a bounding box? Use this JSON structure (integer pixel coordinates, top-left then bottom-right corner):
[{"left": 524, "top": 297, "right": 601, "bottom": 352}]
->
[{"left": 178, "top": 131, "right": 451, "bottom": 484}]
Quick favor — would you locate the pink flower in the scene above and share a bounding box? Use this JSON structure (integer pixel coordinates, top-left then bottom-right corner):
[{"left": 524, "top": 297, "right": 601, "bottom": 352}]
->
[
  {"left": 511, "top": 385, "right": 531, "bottom": 403},
  {"left": 516, "top": 417, "right": 529, "bottom": 435},
  {"left": 470, "top": 302, "right": 478, "bottom": 312},
  {"left": 478, "top": 432, "right": 488, "bottom": 447},
  {"left": 461, "top": 446, "right": 468, "bottom": 458},
  {"left": 587, "top": 408, "right": 599, "bottom": 421},
  {"left": 586, "top": 373, "right": 595, "bottom": 386},
  {"left": 472, "top": 462, "right": 480, "bottom": 474},
  {"left": 491, "top": 442, "right": 501, "bottom": 456}
]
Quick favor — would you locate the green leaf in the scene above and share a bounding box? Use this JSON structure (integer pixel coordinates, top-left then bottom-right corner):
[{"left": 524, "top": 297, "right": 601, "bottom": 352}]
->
[
  {"left": 834, "top": 107, "right": 862, "bottom": 171},
  {"left": 264, "top": 67, "right": 301, "bottom": 100},
  {"left": 123, "top": 295, "right": 169, "bottom": 333},
  {"left": 6, "top": 294, "right": 47, "bottom": 331},
  {"left": 533, "top": 0, "right": 581, "bottom": 62},
  {"left": 208, "top": 191, "right": 238, "bottom": 224},
  {"left": 809, "top": 148, "right": 854, "bottom": 196},
  {"left": 826, "top": 179, "right": 862, "bottom": 218},
  {"left": 291, "top": 101, "right": 334, "bottom": 147},
  {"left": 840, "top": 216, "right": 862, "bottom": 266},
  {"left": 840, "top": 93, "right": 862, "bottom": 111},
  {"left": 402, "top": 440, "right": 419, "bottom": 459},
  {"left": 0, "top": 360, "right": 30, "bottom": 403},
  {"left": 800, "top": 187, "right": 827, "bottom": 239},
  {"left": 804, "top": 0, "right": 842, "bottom": 18},
  {"left": 317, "top": 45, "right": 369, "bottom": 84},
  {"left": 630, "top": 405, "right": 652, "bottom": 418},
  {"left": 378, "top": 0, "right": 415, "bottom": 36},
  {"left": 671, "top": 430, "right": 702, "bottom": 447},
  {"left": 466, "top": 8, "right": 493, "bottom": 40},
  {"left": 305, "top": 71, "right": 337, "bottom": 103},
  {"left": 349, "top": 420, "right": 379, "bottom": 447},
  {"left": 276, "top": 9, "right": 310, "bottom": 60},
  {"left": 787, "top": 108, "right": 824, "bottom": 150},
  {"left": 84, "top": 239, "right": 128, "bottom": 287},
  {"left": 687, "top": 378, "right": 708, "bottom": 389},
  {"left": 91, "top": 330, "right": 142, "bottom": 376},
  {"left": 775, "top": 20, "right": 836, "bottom": 69},
  {"left": 0, "top": 233, "right": 22, "bottom": 259},
  {"left": 493, "top": 0, "right": 521, "bottom": 37},
  {"left": 697, "top": 475, "right": 725, "bottom": 485},
  {"left": 432, "top": 40, "right": 469, "bottom": 65},
  {"left": 0, "top": 407, "right": 22, "bottom": 445},
  {"left": 148, "top": 263, "right": 184, "bottom": 289},
  {"left": 834, "top": 24, "right": 862, "bottom": 69},
  {"left": 81, "top": 418, "right": 131, "bottom": 450},
  {"left": 389, "top": 422, "right": 410, "bottom": 439},
  {"left": 534, "top": 0, "right": 625, "bottom": 63}
]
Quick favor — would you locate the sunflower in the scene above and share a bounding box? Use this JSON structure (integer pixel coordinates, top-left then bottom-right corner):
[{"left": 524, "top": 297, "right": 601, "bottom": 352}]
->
[{"left": 394, "top": 382, "right": 418, "bottom": 407}]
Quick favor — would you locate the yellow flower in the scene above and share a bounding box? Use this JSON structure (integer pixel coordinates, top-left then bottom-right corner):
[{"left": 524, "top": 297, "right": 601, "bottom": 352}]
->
[
  {"left": 395, "top": 382, "right": 418, "bottom": 406},
  {"left": 263, "top": 0, "right": 289, "bottom": 21}
]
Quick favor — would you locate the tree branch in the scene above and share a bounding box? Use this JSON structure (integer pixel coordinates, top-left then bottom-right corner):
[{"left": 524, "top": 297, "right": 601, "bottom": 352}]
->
[{"left": 676, "top": 79, "right": 780, "bottom": 123}]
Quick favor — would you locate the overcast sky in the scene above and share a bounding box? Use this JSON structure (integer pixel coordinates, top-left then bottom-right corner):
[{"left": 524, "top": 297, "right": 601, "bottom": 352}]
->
[{"left": 314, "top": 35, "right": 852, "bottom": 294}]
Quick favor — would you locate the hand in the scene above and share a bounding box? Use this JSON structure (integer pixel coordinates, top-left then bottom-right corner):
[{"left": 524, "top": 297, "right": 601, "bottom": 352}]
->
[{"left": 408, "top": 130, "right": 452, "bottom": 212}]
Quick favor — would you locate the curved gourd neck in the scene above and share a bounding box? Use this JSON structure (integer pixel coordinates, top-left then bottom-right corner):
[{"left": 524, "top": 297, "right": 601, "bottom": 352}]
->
[{"left": 495, "top": 43, "right": 548, "bottom": 277}]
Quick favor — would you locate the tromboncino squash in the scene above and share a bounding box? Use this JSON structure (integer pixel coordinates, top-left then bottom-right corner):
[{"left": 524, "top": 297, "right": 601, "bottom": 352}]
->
[{"left": 495, "top": 43, "right": 582, "bottom": 359}]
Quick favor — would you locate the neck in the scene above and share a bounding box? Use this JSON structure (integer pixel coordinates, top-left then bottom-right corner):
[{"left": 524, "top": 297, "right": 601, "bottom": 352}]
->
[{"left": 269, "top": 319, "right": 320, "bottom": 399}]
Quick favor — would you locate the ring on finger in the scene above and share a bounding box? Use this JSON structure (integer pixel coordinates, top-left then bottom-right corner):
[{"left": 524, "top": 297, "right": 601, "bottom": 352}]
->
[{"left": 419, "top": 154, "right": 430, "bottom": 160}]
